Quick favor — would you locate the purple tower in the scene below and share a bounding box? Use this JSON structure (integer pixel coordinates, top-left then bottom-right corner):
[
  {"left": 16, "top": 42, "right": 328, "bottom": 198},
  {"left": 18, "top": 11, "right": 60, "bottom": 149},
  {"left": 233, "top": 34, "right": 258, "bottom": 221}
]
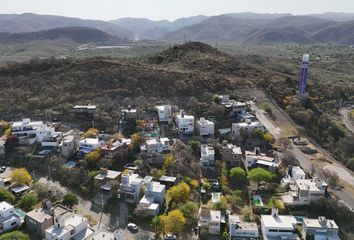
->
[{"left": 299, "top": 54, "right": 309, "bottom": 95}]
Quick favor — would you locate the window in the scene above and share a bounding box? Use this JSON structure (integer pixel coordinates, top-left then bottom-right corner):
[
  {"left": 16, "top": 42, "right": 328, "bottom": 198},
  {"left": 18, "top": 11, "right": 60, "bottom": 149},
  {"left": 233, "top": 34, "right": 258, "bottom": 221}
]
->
[
  {"left": 11, "top": 222, "right": 17, "bottom": 226},
  {"left": 269, "top": 229, "right": 278, "bottom": 232}
]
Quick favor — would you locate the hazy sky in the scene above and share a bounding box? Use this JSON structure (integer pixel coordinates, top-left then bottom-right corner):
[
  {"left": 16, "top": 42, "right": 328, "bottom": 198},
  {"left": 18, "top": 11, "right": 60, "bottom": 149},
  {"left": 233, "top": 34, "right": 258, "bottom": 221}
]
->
[{"left": 2, "top": 0, "right": 354, "bottom": 21}]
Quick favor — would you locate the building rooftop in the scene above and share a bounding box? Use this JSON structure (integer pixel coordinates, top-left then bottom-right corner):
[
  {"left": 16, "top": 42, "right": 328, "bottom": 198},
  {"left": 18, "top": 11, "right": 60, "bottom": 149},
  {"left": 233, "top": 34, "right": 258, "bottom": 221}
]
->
[
  {"left": 295, "top": 179, "right": 326, "bottom": 191},
  {"left": 94, "top": 170, "right": 121, "bottom": 181},
  {"left": 0, "top": 201, "right": 14, "bottom": 212},
  {"left": 201, "top": 145, "right": 214, "bottom": 157},
  {"left": 148, "top": 181, "right": 165, "bottom": 193},
  {"left": 210, "top": 210, "right": 221, "bottom": 222},
  {"left": 292, "top": 166, "right": 305, "bottom": 176},
  {"left": 101, "top": 138, "right": 131, "bottom": 151},
  {"left": 156, "top": 105, "right": 171, "bottom": 111},
  {"left": 89, "top": 229, "right": 115, "bottom": 240},
  {"left": 26, "top": 208, "right": 52, "bottom": 223},
  {"left": 146, "top": 137, "right": 169, "bottom": 146},
  {"left": 303, "top": 217, "right": 339, "bottom": 229},
  {"left": 46, "top": 214, "right": 87, "bottom": 238},
  {"left": 197, "top": 118, "right": 214, "bottom": 125},
  {"left": 80, "top": 138, "right": 100, "bottom": 146},
  {"left": 159, "top": 175, "right": 177, "bottom": 183},
  {"left": 261, "top": 214, "right": 297, "bottom": 229},
  {"left": 233, "top": 121, "right": 263, "bottom": 127},
  {"left": 12, "top": 118, "right": 43, "bottom": 128}
]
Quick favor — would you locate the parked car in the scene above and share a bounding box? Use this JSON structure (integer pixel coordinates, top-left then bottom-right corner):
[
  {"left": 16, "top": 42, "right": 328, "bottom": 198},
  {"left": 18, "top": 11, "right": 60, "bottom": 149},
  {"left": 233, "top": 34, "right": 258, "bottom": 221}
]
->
[
  {"left": 164, "top": 233, "right": 177, "bottom": 240},
  {"left": 127, "top": 223, "right": 138, "bottom": 231},
  {"left": 0, "top": 166, "right": 6, "bottom": 173}
]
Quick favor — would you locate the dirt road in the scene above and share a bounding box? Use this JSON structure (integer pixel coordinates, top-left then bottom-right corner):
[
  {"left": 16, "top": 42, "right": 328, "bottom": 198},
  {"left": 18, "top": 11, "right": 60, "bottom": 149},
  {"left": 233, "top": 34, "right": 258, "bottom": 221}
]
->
[{"left": 340, "top": 108, "right": 354, "bottom": 133}]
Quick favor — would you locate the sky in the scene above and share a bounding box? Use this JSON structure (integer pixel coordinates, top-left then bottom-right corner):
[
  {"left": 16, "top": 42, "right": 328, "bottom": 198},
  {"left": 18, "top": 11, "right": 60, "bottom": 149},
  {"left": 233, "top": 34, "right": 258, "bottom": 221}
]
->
[{"left": 2, "top": 0, "right": 354, "bottom": 21}]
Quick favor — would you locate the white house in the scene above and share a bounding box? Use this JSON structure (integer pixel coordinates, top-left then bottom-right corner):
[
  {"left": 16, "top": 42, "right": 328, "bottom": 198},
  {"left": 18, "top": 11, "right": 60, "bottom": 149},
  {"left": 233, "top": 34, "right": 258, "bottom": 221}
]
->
[
  {"left": 0, "top": 136, "right": 6, "bottom": 155},
  {"left": 119, "top": 172, "right": 143, "bottom": 203},
  {"left": 11, "top": 119, "right": 62, "bottom": 146},
  {"left": 60, "top": 130, "right": 81, "bottom": 158},
  {"left": 45, "top": 214, "right": 94, "bottom": 240},
  {"left": 156, "top": 105, "right": 172, "bottom": 123},
  {"left": 196, "top": 118, "right": 214, "bottom": 138},
  {"left": 0, "top": 201, "right": 22, "bottom": 233},
  {"left": 302, "top": 217, "right": 340, "bottom": 240},
  {"left": 282, "top": 178, "right": 327, "bottom": 206},
  {"left": 73, "top": 105, "right": 96, "bottom": 114},
  {"left": 78, "top": 138, "right": 104, "bottom": 155},
  {"left": 144, "top": 138, "right": 172, "bottom": 154},
  {"left": 175, "top": 110, "right": 194, "bottom": 134},
  {"left": 232, "top": 120, "right": 265, "bottom": 139},
  {"left": 245, "top": 148, "right": 279, "bottom": 170},
  {"left": 261, "top": 208, "right": 300, "bottom": 240},
  {"left": 198, "top": 207, "right": 221, "bottom": 235},
  {"left": 137, "top": 181, "right": 165, "bottom": 216},
  {"left": 229, "top": 215, "right": 259, "bottom": 240},
  {"left": 200, "top": 145, "right": 215, "bottom": 168},
  {"left": 282, "top": 166, "right": 306, "bottom": 186},
  {"left": 89, "top": 229, "right": 125, "bottom": 240}
]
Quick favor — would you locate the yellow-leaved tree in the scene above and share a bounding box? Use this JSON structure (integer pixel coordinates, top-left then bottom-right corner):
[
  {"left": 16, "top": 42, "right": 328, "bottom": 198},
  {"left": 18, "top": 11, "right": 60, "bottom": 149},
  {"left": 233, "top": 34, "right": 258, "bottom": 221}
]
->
[
  {"left": 166, "top": 182, "right": 190, "bottom": 205},
  {"left": 11, "top": 168, "right": 32, "bottom": 186},
  {"left": 161, "top": 209, "right": 186, "bottom": 234}
]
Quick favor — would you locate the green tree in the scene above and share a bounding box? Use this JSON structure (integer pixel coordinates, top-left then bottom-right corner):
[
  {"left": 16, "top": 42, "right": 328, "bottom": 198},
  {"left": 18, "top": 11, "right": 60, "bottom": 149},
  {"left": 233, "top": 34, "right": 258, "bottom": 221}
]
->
[
  {"left": 212, "top": 94, "right": 220, "bottom": 103},
  {"left": 85, "top": 149, "right": 101, "bottom": 162},
  {"left": 151, "top": 216, "right": 163, "bottom": 235},
  {"left": 241, "top": 206, "right": 252, "bottom": 221},
  {"left": 62, "top": 193, "right": 78, "bottom": 208},
  {"left": 0, "top": 231, "right": 30, "bottom": 240},
  {"left": 180, "top": 202, "right": 199, "bottom": 225},
  {"left": 247, "top": 168, "right": 272, "bottom": 186},
  {"left": 0, "top": 188, "right": 15, "bottom": 204},
  {"left": 19, "top": 192, "right": 39, "bottom": 211},
  {"left": 211, "top": 195, "right": 228, "bottom": 214},
  {"left": 229, "top": 167, "right": 246, "bottom": 182}
]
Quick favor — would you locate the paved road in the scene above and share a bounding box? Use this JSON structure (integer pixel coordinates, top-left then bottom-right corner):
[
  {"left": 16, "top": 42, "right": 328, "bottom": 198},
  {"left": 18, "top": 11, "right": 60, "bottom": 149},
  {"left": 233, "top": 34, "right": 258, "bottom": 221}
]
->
[
  {"left": 340, "top": 108, "right": 354, "bottom": 133},
  {"left": 324, "top": 165, "right": 354, "bottom": 186}
]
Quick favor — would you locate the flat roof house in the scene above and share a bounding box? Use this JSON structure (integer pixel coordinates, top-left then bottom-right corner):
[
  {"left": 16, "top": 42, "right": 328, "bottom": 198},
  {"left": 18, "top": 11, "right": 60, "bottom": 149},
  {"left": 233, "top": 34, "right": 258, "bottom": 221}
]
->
[
  {"left": 78, "top": 138, "right": 104, "bottom": 155},
  {"left": 45, "top": 213, "right": 94, "bottom": 240},
  {"left": 282, "top": 166, "right": 306, "bottom": 186},
  {"left": 232, "top": 120, "right": 264, "bottom": 139},
  {"left": 101, "top": 138, "right": 131, "bottom": 159},
  {"left": 175, "top": 110, "right": 194, "bottom": 135},
  {"left": 196, "top": 118, "right": 215, "bottom": 138},
  {"left": 119, "top": 171, "right": 143, "bottom": 204},
  {"left": 156, "top": 105, "right": 172, "bottom": 124},
  {"left": 200, "top": 144, "right": 215, "bottom": 169},
  {"left": 12, "top": 118, "right": 44, "bottom": 145},
  {"left": 0, "top": 136, "right": 6, "bottom": 156},
  {"left": 121, "top": 107, "right": 137, "bottom": 121},
  {"left": 88, "top": 229, "right": 125, "bottom": 240},
  {"left": 136, "top": 181, "right": 166, "bottom": 216},
  {"left": 261, "top": 208, "right": 299, "bottom": 240},
  {"left": 94, "top": 168, "right": 121, "bottom": 192},
  {"left": 73, "top": 105, "right": 96, "bottom": 114},
  {"left": 245, "top": 148, "right": 279, "bottom": 170},
  {"left": 221, "top": 142, "right": 242, "bottom": 169},
  {"left": 229, "top": 214, "right": 259, "bottom": 239},
  {"left": 220, "top": 95, "right": 247, "bottom": 116},
  {"left": 198, "top": 207, "right": 221, "bottom": 235},
  {"left": 302, "top": 217, "right": 340, "bottom": 240},
  {"left": 60, "top": 129, "right": 81, "bottom": 158},
  {"left": 0, "top": 201, "right": 22, "bottom": 234}
]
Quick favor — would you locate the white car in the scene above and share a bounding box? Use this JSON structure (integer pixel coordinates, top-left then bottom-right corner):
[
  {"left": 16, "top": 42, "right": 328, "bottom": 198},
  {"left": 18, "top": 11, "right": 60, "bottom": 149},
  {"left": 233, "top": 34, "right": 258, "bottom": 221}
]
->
[{"left": 127, "top": 223, "right": 138, "bottom": 231}]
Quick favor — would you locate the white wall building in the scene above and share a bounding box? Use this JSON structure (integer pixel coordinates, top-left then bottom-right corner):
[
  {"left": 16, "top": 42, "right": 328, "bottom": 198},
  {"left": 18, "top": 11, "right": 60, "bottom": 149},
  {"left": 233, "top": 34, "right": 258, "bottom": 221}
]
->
[
  {"left": 0, "top": 136, "right": 6, "bottom": 155},
  {"left": 60, "top": 130, "right": 81, "bottom": 158},
  {"left": 137, "top": 181, "right": 165, "bottom": 216},
  {"left": 119, "top": 172, "right": 143, "bottom": 203},
  {"left": 282, "top": 178, "right": 327, "bottom": 206},
  {"left": 11, "top": 118, "right": 44, "bottom": 145},
  {"left": 220, "top": 95, "right": 247, "bottom": 116},
  {"left": 175, "top": 110, "right": 194, "bottom": 134},
  {"left": 156, "top": 105, "right": 172, "bottom": 123},
  {"left": 45, "top": 214, "right": 94, "bottom": 240},
  {"left": 200, "top": 145, "right": 215, "bottom": 168},
  {"left": 245, "top": 148, "right": 279, "bottom": 170},
  {"left": 196, "top": 118, "right": 215, "bottom": 138},
  {"left": 232, "top": 120, "right": 265, "bottom": 139},
  {"left": 198, "top": 207, "right": 221, "bottom": 235},
  {"left": 229, "top": 215, "right": 259, "bottom": 240},
  {"left": 0, "top": 201, "right": 22, "bottom": 233},
  {"left": 144, "top": 138, "right": 172, "bottom": 154},
  {"left": 89, "top": 229, "right": 125, "bottom": 240},
  {"left": 302, "top": 217, "right": 340, "bottom": 240},
  {"left": 282, "top": 166, "right": 306, "bottom": 186},
  {"left": 36, "top": 125, "right": 62, "bottom": 147},
  {"left": 78, "top": 138, "right": 104, "bottom": 155},
  {"left": 261, "top": 208, "right": 300, "bottom": 240}
]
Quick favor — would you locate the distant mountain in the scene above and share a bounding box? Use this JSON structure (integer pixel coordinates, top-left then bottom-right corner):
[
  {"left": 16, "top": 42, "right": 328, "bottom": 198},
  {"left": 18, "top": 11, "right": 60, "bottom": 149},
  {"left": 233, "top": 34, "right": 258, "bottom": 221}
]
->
[
  {"left": 110, "top": 15, "right": 208, "bottom": 39},
  {"left": 226, "top": 12, "right": 291, "bottom": 19},
  {"left": 0, "top": 13, "right": 133, "bottom": 38},
  {"left": 0, "top": 26, "right": 130, "bottom": 44},
  {"left": 310, "top": 21, "right": 354, "bottom": 44},
  {"left": 307, "top": 12, "right": 354, "bottom": 22}
]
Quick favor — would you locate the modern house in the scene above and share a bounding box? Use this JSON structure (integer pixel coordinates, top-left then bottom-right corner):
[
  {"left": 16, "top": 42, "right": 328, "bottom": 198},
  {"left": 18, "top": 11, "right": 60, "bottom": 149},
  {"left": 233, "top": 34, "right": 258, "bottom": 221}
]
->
[
  {"left": 0, "top": 201, "right": 22, "bottom": 234},
  {"left": 60, "top": 129, "right": 81, "bottom": 158},
  {"left": 36, "top": 124, "right": 62, "bottom": 147},
  {"left": 136, "top": 181, "right": 166, "bottom": 216},
  {"left": 11, "top": 118, "right": 44, "bottom": 145},
  {"left": 78, "top": 138, "right": 104, "bottom": 155},
  {"left": 175, "top": 110, "right": 194, "bottom": 134},
  {"left": 196, "top": 118, "right": 215, "bottom": 138},
  {"left": 232, "top": 120, "right": 264, "bottom": 139},
  {"left": 198, "top": 207, "right": 221, "bottom": 235},
  {"left": 121, "top": 107, "right": 137, "bottom": 121},
  {"left": 282, "top": 166, "right": 306, "bottom": 186},
  {"left": 73, "top": 105, "right": 96, "bottom": 114},
  {"left": 220, "top": 95, "right": 247, "bottom": 116},
  {"left": 89, "top": 229, "right": 125, "bottom": 240},
  {"left": 200, "top": 144, "right": 215, "bottom": 169},
  {"left": 45, "top": 214, "right": 94, "bottom": 240},
  {"left": 261, "top": 208, "right": 300, "bottom": 240},
  {"left": 94, "top": 168, "right": 121, "bottom": 192},
  {"left": 302, "top": 217, "right": 340, "bottom": 240},
  {"left": 245, "top": 148, "right": 279, "bottom": 170},
  {"left": 101, "top": 138, "right": 131, "bottom": 159},
  {"left": 229, "top": 214, "right": 259, "bottom": 239},
  {"left": 221, "top": 142, "right": 242, "bottom": 169},
  {"left": 156, "top": 105, "right": 172, "bottom": 124},
  {"left": 140, "top": 137, "right": 173, "bottom": 165},
  {"left": 159, "top": 175, "right": 177, "bottom": 189},
  {"left": 119, "top": 172, "right": 144, "bottom": 203},
  {"left": 282, "top": 178, "right": 327, "bottom": 206}
]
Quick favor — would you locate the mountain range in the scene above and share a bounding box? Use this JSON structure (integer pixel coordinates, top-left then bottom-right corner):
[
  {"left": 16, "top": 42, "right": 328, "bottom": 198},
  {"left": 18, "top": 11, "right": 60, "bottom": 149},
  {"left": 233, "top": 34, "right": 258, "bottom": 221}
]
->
[{"left": 1, "top": 12, "right": 354, "bottom": 45}]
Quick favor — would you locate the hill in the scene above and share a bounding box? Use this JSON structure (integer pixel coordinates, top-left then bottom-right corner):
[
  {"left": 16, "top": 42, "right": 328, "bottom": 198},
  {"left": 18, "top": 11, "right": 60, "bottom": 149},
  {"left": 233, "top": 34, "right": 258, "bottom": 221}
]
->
[
  {"left": 110, "top": 15, "right": 208, "bottom": 39},
  {"left": 0, "top": 13, "right": 133, "bottom": 39},
  {"left": 0, "top": 27, "right": 130, "bottom": 44}
]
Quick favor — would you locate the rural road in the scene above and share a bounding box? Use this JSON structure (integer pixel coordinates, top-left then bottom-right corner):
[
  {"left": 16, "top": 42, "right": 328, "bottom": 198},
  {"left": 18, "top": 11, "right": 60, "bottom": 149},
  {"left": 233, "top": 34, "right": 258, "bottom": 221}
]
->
[{"left": 340, "top": 108, "right": 354, "bottom": 133}]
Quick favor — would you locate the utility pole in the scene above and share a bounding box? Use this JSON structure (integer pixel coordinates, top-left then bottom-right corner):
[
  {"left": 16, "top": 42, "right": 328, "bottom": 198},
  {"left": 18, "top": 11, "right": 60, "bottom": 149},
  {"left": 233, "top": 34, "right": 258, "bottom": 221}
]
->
[{"left": 98, "top": 193, "right": 104, "bottom": 230}]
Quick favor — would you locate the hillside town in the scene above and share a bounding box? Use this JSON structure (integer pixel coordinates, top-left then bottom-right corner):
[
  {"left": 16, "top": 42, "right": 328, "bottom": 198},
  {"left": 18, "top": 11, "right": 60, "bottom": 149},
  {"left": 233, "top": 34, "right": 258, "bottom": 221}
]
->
[{"left": 0, "top": 92, "right": 351, "bottom": 240}]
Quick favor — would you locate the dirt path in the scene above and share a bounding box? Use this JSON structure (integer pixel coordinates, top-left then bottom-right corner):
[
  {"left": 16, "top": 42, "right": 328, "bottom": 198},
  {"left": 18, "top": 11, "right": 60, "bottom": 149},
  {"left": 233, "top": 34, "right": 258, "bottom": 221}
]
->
[{"left": 340, "top": 108, "right": 354, "bottom": 133}]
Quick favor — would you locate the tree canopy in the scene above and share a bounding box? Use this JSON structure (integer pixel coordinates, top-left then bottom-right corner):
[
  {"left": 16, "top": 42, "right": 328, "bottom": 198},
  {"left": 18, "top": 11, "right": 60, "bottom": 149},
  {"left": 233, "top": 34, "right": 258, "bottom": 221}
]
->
[
  {"left": 20, "top": 192, "right": 39, "bottom": 211},
  {"left": 161, "top": 209, "right": 186, "bottom": 234},
  {"left": 247, "top": 167, "right": 272, "bottom": 184},
  {"left": 0, "top": 231, "right": 30, "bottom": 240},
  {"left": 11, "top": 168, "right": 32, "bottom": 186},
  {"left": 229, "top": 167, "right": 246, "bottom": 182},
  {"left": 62, "top": 192, "right": 78, "bottom": 208},
  {"left": 166, "top": 182, "right": 191, "bottom": 205}
]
